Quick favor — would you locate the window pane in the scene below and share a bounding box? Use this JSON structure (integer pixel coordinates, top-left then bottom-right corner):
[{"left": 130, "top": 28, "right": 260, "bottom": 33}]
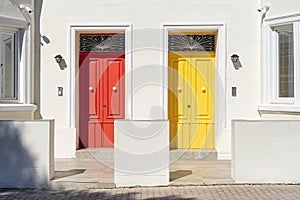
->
[
  {"left": 0, "top": 32, "right": 17, "bottom": 99},
  {"left": 277, "top": 25, "right": 294, "bottom": 98}
]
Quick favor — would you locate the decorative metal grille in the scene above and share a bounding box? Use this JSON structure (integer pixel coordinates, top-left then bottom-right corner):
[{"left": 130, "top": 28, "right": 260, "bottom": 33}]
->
[
  {"left": 168, "top": 34, "right": 215, "bottom": 52},
  {"left": 80, "top": 34, "right": 125, "bottom": 52}
]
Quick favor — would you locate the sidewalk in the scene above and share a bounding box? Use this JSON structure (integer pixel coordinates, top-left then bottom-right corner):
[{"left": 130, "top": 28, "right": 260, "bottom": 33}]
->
[{"left": 1, "top": 185, "right": 300, "bottom": 199}]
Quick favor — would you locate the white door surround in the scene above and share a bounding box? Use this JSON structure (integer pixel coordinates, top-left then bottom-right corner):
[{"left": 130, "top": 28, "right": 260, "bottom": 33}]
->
[
  {"left": 163, "top": 24, "right": 227, "bottom": 148},
  {"left": 69, "top": 26, "right": 133, "bottom": 130}
]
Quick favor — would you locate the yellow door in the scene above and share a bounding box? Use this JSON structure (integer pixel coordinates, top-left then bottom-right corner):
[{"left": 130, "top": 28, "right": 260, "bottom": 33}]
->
[{"left": 168, "top": 52, "right": 215, "bottom": 149}]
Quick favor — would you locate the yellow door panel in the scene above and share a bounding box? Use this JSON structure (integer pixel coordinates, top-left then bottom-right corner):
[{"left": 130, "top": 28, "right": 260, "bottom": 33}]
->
[
  {"left": 181, "top": 123, "right": 190, "bottom": 148},
  {"left": 191, "top": 58, "right": 214, "bottom": 121},
  {"left": 168, "top": 53, "right": 190, "bottom": 123},
  {"left": 170, "top": 122, "right": 178, "bottom": 149},
  {"left": 169, "top": 52, "right": 215, "bottom": 150},
  {"left": 205, "top": 123, "right": 215, "bottom": 149},
  {"left": 190, "top": 123, "right": 207, "bottom": 148}
]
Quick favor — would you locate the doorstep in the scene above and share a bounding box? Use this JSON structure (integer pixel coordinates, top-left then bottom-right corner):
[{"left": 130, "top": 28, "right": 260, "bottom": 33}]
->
[{"left": 76, "top": 148, "right": 218, "bottom": 162}]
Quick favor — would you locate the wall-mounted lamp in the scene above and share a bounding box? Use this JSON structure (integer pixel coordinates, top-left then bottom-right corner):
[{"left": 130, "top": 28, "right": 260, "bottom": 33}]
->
[
  {"left": 54, "top": 55, "right": 62, "bottom": 63},
  {"left": 231, "top": 54, "right": 243, "bottom": 70},
  {"left": 54, "top": 54, "right": 67, "bottom": 70}
]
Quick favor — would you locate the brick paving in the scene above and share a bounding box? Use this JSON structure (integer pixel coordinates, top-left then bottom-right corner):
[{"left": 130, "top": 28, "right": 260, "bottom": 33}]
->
[{"left": 1, "top": 184, "right": 300, "bottom": 200}]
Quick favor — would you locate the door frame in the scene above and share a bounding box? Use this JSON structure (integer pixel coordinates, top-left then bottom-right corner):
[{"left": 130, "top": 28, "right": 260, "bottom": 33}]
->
[
  {"left": 163, "top": 24, "right": 227, "bottom": 148},
  {"left": 70, "top": 25, "right": 132, "bottom": 141}
]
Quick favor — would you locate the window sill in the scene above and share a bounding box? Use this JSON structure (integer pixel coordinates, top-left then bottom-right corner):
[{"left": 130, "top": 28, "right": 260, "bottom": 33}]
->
[
  {"left": 258, "top": 104, "right": 300, "bottom": 114},
  {"left": 0, "top": 104, "right": 37, "bottom": 112}
]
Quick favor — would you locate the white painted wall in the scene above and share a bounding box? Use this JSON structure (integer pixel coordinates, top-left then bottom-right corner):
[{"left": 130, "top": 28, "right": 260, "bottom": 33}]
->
[
  {"left": 40, "top": 0, "right": 261, "bottom": 158},
  {"left": 0, "top": 0, "right": 28, "bottom": 20},
  {"left": 114, "top": 120, "right": 169, "bottom": 187},
  {"left": 232, "top": 120, "right": 300, "bottom": 183},
  {"left": 0, "top": 120, "right": 54, "bottom": 188},
  {"left": 262, "top": 0, "right": 300, "bottom": 18}
]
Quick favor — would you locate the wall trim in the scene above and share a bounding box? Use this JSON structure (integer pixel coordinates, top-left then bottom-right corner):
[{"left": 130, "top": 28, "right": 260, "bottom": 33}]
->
[
  {"left": 0, "top": 16, "right": 28, "bottom": 28},
  {"left": 69, "top": 25, "right": 132, "bottom": 128},
  {"left": 0, "top": 104, "right": 36, "bottom": 112}
]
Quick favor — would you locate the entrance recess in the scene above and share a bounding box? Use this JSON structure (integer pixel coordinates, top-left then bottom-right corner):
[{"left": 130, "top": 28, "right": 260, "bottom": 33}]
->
[
  {"left": 79, "top": 33, "right": 125, "bottom": 148},
  {"left": 168, "top": 33, "right": 215, "bottom": 149}
]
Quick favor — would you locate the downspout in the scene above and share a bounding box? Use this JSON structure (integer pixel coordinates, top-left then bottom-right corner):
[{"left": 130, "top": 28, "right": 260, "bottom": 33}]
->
[{"left": 31, "top": 0, "right": 42, "bottom": 119}]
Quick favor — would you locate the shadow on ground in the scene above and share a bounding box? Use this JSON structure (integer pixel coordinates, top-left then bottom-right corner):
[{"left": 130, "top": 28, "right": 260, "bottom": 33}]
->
[
  {"left": 53, "top": 169, "right": 86, "bottom": 180},
  {"left": 0, "top": 189, "right": 196, "bottom": 200},
  {"left": 170, "top": 170, "right": 193, "bottom": 181}
]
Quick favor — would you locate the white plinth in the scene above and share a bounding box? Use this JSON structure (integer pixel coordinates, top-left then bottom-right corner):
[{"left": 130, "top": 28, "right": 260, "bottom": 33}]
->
[
  {"left": 0, "top": 120, "right": 54, "bottom": 188},
  {"left": 232, "top": 120, "right": 300, "bottom": 183},
  {"left": 114, "top": 120, "right": 169, "bottom": 187}
]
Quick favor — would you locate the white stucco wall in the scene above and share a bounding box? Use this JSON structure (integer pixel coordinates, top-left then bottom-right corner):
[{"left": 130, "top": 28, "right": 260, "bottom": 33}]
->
[
  {"left": 0, "top": 0, "right": 30, "bottom": 20},
  {"left": 262, "top": 0, "right": 300, "bottom": 18},
  {"left": 0, "top": 120, "right": 54, "bottom": 188},
  {"left": 232, "top": 120, "right": 300, "bottom": 183},
  {"left": 40, "top": 0, "right": 261, "bottom": 158}
]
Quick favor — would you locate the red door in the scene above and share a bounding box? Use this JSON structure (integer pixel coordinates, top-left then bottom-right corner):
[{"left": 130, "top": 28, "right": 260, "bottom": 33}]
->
[{"left": 79, "top": 52, "right": 125, "bottom": 148}]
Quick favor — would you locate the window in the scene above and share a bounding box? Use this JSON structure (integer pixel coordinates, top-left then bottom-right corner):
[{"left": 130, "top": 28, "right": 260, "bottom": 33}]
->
[
  {"left": 0, "top": 31, "right": 18, "bottom": 100},
  {"left": 274, "top": 24, "right": 294, "bottom": 99},
  {"left": 262, "top": 15, "right": 300, "bottom": 107},
  {"left": 0, "top": 17, "right": 31, "bottom": 105}
]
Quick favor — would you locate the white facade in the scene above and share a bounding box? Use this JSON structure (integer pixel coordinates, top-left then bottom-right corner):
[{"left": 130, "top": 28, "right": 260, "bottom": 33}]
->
[
  {"left": 1, "top": 0, "right": 300, "bottom": 187},
  {"left": 39, "top": 0, "right": 261, "bottom": 158}
]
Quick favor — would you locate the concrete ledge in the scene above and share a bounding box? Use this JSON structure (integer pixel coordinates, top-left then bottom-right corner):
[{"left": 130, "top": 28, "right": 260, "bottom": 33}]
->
[
  {"left": 232, "top": 120, "right": 300, "bottom": 183},
  {"left": 0, "top": 104, "right": 37, "bottom": 112},
  {"left": 0, "top": 120, "right": 54, "bottom": 188}
]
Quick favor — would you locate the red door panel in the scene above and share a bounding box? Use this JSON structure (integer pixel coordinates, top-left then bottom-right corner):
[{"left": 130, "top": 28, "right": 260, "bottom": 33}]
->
[
  {"left": 79, "top": 52, "right": 124, "bottom": 148},
  {"left": 103, "top": 58, "right": 125, "bottom": 121}
]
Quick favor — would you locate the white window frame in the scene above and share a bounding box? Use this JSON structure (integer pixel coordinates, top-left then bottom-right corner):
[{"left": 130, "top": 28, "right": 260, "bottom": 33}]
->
[
  {"left": 261, "top": 14, "right": 300, "bottom": 112},
  {"left": 0, "top": 16, "right": 35, "bottom": 111}
]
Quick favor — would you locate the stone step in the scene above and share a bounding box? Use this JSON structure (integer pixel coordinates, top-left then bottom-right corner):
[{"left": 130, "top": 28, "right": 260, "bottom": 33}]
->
[
  {"left": 76, "top": 148, "right": 217, "bottom": 162},
  {"left": 170, "top": 149, "right": 217, "bottom": 162}
]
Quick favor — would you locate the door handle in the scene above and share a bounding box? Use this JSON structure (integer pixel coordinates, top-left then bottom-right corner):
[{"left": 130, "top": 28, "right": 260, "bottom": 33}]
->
[
  {"left": 177, "top": 86, "right": 182, "bottom": 92},
  {"left": 89, "top": 87, "right": 94, "bottom": 92},
  {"left": 112, "top": 86, "right": 117, "bottom": 92},
  {"left": 201, "top": 87, "right": 206, "bottom": 93},
  {"left": 103, "top": 104, "right": 106, "bottom": 108}
]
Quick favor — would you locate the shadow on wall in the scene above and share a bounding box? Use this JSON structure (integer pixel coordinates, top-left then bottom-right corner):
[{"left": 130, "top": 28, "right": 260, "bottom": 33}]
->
[{"left": 0, "top": 122, "right": 46, "bottom": 188}]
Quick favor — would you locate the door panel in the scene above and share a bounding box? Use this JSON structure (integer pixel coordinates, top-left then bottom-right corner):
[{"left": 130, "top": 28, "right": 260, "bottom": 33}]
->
[
  {"left": 102, "top": 123, "right": 114, "bottom": 148},
  {"left": 190, "top": 58, "right": 215, "bottom": 149},
  {"left": 79, "top": 53, "right": 124, "bottom": 148},
  {"left": 168, "top": 53, "right": 215, "bottom": 149},
  {"left": 168, "top": 54, "right": 190, "bottom": 123},
  {"left": 103, "top": 58, "right": 125, "bottom": 121},
  {"left": 79, "top": 57, "right": 102, "bottom": 148}
]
